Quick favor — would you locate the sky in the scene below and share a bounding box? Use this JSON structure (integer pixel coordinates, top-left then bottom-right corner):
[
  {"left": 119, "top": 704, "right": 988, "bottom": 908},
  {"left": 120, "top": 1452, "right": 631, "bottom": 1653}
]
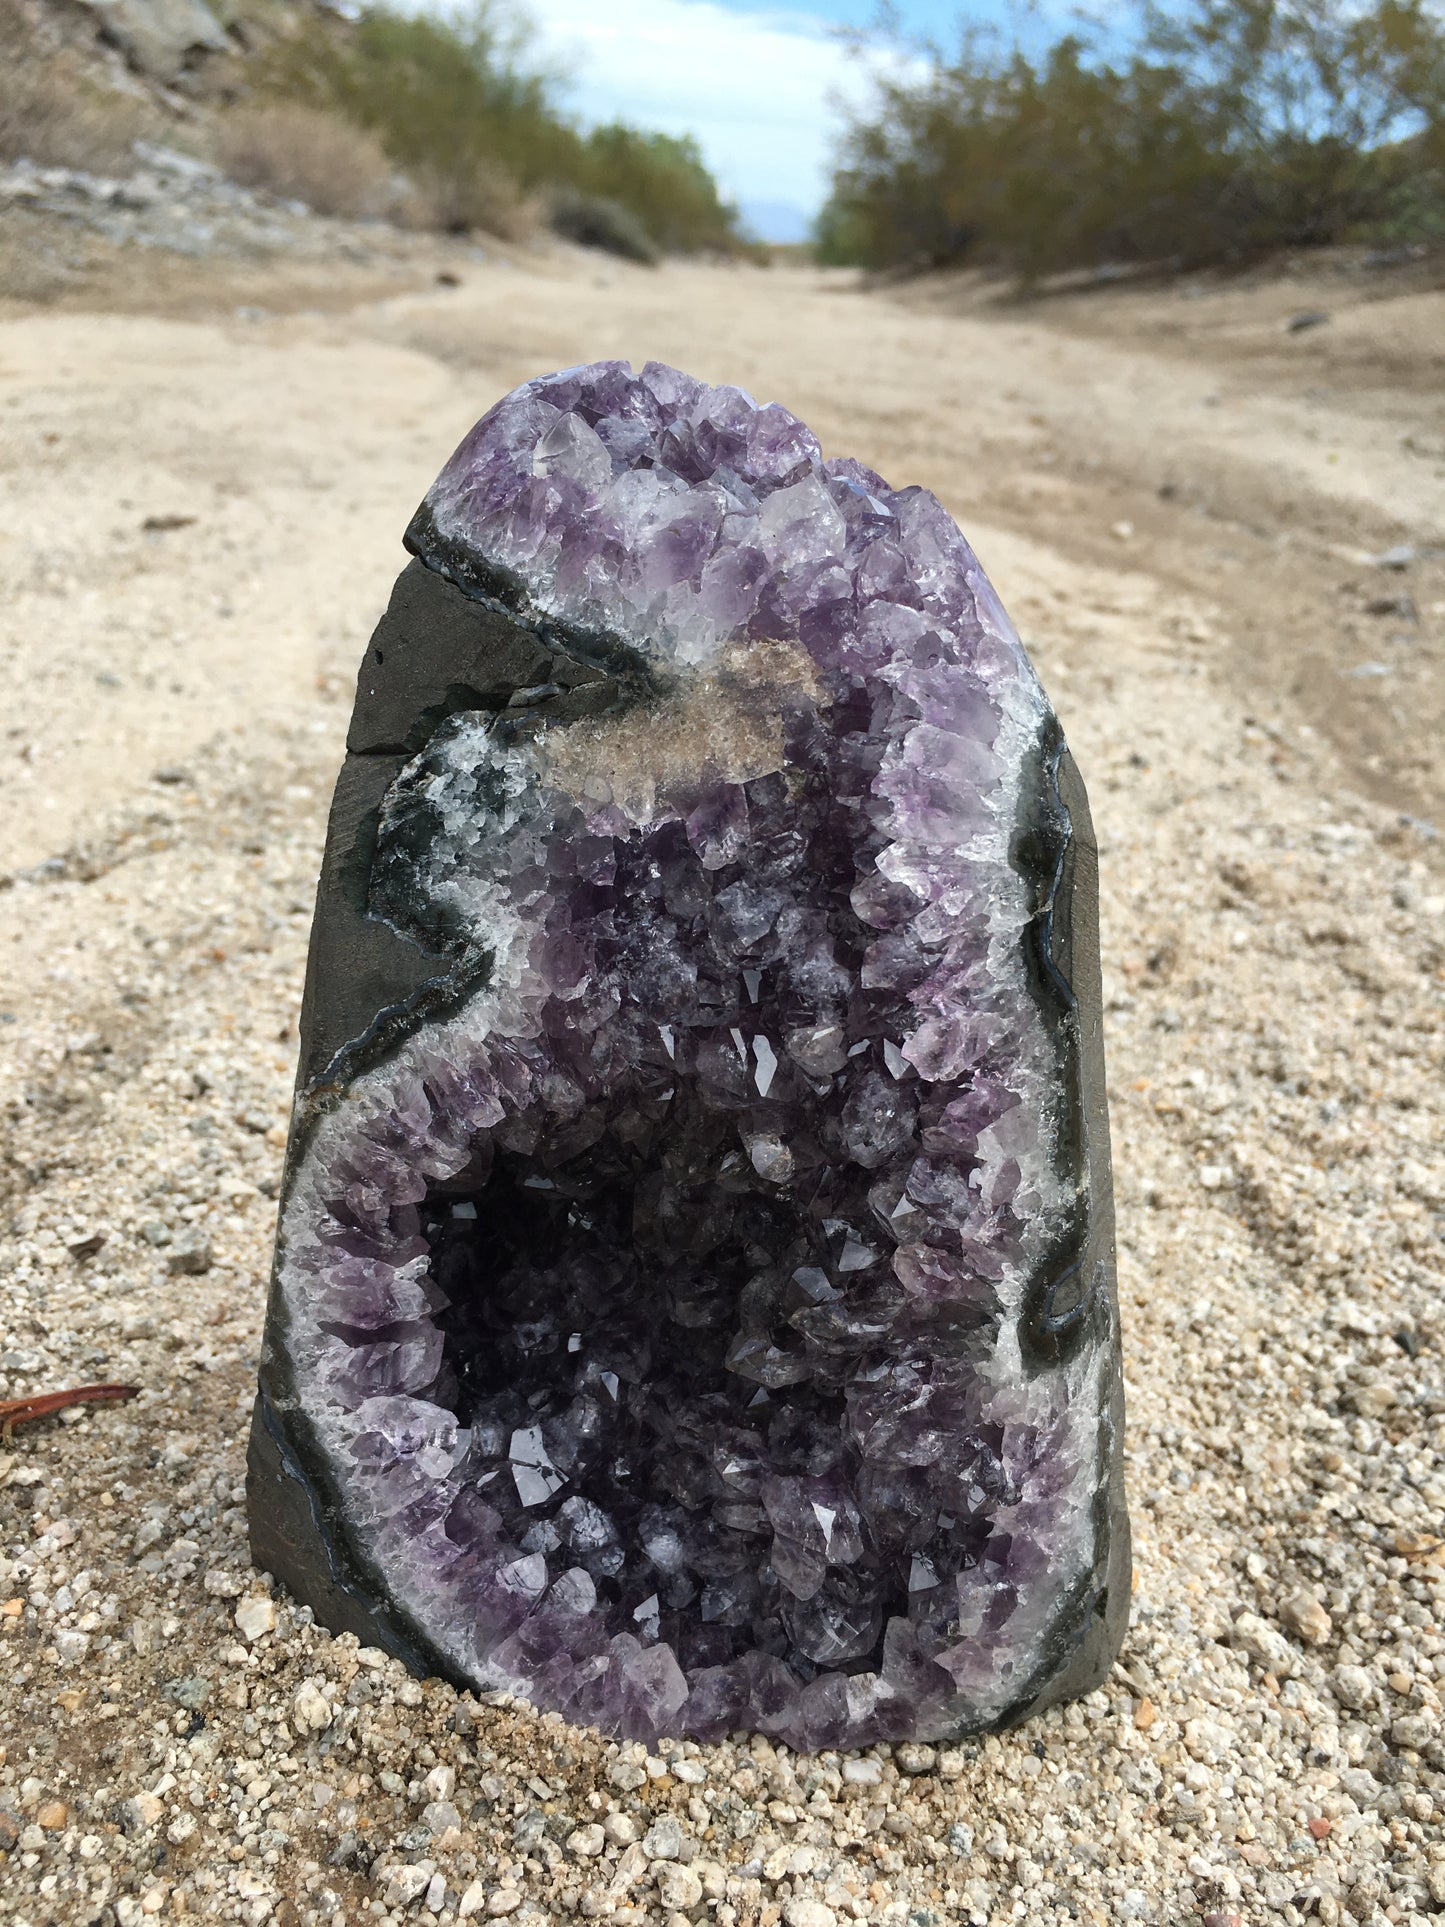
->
[{"left": 526, "top": 0, "right": 1028, "bottom": 242}]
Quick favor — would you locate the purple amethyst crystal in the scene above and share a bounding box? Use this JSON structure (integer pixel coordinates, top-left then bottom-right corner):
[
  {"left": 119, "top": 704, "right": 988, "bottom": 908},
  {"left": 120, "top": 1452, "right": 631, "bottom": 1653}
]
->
[{"left": 249, "top": 360, "right": 1128, "bottom": 1747}]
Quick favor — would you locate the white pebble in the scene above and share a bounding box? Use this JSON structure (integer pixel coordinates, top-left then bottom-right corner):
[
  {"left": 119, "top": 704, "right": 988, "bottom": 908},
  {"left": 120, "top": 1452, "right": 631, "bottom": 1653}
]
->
[
  {"left": 291, "top": 1680, "right": 333, "bottom": 1733},
  {"left": 783, "top": 1902, "right": 837, "bottom": 1927},
  {"left": 382, "top": 1865, "right": 432, "bottom": 1908},
  {"left": 233, "top": 1595, "right": 275, "bottom": 1642},
  {"left": 657, "top": 1864, "right": 703, "bottom": 1910}
]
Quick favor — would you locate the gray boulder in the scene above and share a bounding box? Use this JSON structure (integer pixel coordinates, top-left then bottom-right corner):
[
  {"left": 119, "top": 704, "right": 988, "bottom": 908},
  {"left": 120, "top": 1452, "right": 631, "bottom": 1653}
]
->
[{"left": 78, "top": 0, "right": 230, "bottom": 82}]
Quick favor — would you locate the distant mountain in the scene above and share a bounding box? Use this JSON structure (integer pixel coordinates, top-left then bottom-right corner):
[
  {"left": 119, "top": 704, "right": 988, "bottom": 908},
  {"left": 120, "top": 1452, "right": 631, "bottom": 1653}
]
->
[{"left": 739, "top": 199, "right": 815, "bottom": 246}]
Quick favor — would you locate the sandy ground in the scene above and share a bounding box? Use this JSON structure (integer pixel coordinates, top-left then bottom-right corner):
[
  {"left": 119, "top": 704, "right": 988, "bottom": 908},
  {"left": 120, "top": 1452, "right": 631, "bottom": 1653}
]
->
[{"left": 0, "top": 246, "right": 1443, "bottom": 1927}]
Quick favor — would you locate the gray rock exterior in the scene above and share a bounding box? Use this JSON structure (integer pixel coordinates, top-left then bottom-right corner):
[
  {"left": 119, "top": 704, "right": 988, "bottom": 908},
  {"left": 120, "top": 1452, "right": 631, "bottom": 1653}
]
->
[{"left": 79, "top": 0, "right": 229, "bottom": 81}]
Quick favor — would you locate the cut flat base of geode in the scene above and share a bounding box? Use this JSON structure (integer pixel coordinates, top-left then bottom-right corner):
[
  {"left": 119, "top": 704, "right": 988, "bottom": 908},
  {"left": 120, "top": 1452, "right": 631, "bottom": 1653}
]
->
[{"left": 248, "top": 360, "right": 1129, "bottom": 1749}]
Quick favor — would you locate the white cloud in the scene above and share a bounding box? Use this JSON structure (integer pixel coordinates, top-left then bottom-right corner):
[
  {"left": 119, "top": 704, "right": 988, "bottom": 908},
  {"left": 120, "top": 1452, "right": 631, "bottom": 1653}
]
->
[{"left": 527, "top": 0, "right": 883, "bottom": 223}]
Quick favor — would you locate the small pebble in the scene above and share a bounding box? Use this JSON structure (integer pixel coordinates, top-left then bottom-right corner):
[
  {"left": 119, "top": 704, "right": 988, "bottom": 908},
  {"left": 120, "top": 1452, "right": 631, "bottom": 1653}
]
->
[
  {"left": 165, "top": 1228, "right": 213, "bottom": 1275},
  {"left": 782, "top": 1903, "right": 837, "bottom": 1927},
  {"left": 1332, "top": 1664, "right": 1375, "bottom": 1710},
  {"left": 656, "top": 1864, "right": 703, "bottom": 1910},
  {"left": 234, "top": 1594, "right": 276, "bottom": 1641},
  {"left": 642, "top": 1815, "right": 685, "bottom": 1860},
  {"left": 1278, "top": 1586, "right": 1332, "bottom": 1646}
]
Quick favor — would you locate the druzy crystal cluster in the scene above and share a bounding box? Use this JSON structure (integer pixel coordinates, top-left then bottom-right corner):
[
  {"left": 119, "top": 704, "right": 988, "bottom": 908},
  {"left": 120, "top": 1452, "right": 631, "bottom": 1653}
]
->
[{"left": 254, "top": 360, "right": 1127, "bottom": 1748}]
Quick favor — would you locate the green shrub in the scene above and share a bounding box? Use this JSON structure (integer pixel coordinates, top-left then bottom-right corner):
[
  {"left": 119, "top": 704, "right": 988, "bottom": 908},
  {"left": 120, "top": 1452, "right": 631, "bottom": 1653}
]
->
[
  {"left": 258, "top": 2, "right": 741, "bottom": 253},
  {"left": 819, "top": 0, "right": 1445, "bottom": 280},
  {"left": 575, "top": 125, "right": 739, "bottom": 255},
  {"left": 550, "top": 190, "right": 660, "bottom": 265}
]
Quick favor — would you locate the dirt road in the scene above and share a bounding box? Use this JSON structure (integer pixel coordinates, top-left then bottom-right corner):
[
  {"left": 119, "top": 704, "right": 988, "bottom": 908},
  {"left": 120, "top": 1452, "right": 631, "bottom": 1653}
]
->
[
  {"left": 1, "top": 251, "right": 1443, "bottom": 1927},
  {"left": 3, "top": 252, "right": 1442, "bottom": 883}
]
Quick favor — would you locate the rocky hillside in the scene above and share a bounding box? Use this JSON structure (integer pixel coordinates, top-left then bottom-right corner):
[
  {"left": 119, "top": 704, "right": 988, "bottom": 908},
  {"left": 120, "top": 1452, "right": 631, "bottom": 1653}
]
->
[
  {"left": 0, "top": 0, "right": 477, "bottom": 307},
  {"left": 15, "top": 0, "right": 330, "bottom": 106}
]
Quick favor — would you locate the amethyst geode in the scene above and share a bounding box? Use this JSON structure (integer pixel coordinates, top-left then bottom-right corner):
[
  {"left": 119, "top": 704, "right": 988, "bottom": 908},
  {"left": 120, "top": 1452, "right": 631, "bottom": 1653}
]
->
[{"left": 248, "top": 360, "right": 1128, "bottom": 1748}]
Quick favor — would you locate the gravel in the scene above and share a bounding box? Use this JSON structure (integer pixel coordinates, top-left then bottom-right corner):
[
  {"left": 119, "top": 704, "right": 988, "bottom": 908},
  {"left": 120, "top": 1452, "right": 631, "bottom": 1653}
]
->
[{"left": 1, "top": 260, "right": 1443, "bottom": 1927}]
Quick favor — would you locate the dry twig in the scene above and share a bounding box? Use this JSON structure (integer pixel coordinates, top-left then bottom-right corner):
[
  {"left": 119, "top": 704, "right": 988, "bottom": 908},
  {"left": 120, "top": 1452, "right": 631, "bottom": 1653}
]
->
[{"left": 0, "top": 1382, "right": 140, "bottom": 1441}]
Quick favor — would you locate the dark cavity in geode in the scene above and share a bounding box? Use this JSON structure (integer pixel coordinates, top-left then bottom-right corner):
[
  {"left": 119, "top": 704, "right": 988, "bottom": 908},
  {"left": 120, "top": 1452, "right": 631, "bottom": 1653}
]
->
[{"left": 248, "top": 359, "right": 1129, "bottom": 1749}]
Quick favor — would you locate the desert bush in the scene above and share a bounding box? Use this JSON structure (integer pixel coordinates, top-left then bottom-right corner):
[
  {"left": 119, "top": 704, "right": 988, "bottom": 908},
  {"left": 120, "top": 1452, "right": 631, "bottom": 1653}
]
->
[
  {"left": 575, "top": 124, "right": 739, "bottom": 255},
  {"left": 0, "top": 0, "right": 145, "bottom": 172},
  {"left": 550, "top": 189, "right": 660, "bottom": 264},
  {"left": 264, "top": 4, "right": 567, "bottom": 226},
  {"left": 214, "top": 102, "right": 398, "bottom": 220},
  {"left": 820, "top": 0, "right": 1445, "bottom": 280},
  {"left": 257, "top": 1, "right": 740, "bottom": 252},
  {"left": 409, "top": 156, "right": 538, "bottom": 242}
]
